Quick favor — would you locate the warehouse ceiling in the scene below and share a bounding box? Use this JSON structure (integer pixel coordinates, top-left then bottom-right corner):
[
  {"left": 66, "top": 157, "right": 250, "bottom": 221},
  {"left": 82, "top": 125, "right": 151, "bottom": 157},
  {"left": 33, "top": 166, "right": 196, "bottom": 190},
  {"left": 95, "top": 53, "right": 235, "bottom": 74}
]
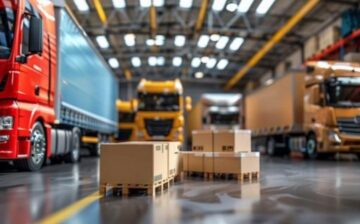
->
[{"left": 66, "top": 0, "right": 359, "bottom": 89}]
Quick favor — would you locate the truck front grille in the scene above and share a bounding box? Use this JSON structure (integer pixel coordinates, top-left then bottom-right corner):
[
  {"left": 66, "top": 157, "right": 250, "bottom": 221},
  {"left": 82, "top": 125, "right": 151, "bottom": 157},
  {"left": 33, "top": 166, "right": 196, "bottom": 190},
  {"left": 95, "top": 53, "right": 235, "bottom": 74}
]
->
[
  {"left": 337, "top": 117, "right": 360, "bottom": 135},
  {"left": 145, "top": 119, "right": 173, "bottom": 137},
  {"left": 118, "top": 128, "right": 133, "bottom": 141}
]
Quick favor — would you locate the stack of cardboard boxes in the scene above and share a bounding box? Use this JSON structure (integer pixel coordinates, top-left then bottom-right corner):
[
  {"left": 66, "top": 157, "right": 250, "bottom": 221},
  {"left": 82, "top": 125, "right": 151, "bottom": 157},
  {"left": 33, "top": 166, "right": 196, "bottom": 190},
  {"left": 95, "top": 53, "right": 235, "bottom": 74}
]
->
[
  {"left": 181, "top": 129, "right": 260, "bottom": 181},
  {"left": 99, "top": 141, "right": 181, "bottom": 196}
]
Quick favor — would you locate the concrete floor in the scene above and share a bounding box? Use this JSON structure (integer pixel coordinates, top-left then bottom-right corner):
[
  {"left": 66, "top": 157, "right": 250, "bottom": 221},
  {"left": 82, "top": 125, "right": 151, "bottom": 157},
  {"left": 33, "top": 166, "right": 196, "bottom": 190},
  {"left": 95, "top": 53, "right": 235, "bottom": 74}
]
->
[{"left": 1, "top": 156, "right": 360, "bottom": 224}]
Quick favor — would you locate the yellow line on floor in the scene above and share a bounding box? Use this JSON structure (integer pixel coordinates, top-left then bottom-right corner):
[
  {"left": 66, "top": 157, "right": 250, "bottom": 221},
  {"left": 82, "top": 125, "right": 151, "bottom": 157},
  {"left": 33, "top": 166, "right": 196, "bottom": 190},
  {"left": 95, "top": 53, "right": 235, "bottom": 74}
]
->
[{"left": 38, "top": 191, "right": 103, "bottom": 224}]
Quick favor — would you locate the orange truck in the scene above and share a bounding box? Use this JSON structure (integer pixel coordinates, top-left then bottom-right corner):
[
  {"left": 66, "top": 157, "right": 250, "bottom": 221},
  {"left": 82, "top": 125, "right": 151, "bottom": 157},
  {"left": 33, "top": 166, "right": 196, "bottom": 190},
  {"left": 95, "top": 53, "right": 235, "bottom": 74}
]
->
[{"left": 245, "top": 61, "right": 360, "bottom": 158}]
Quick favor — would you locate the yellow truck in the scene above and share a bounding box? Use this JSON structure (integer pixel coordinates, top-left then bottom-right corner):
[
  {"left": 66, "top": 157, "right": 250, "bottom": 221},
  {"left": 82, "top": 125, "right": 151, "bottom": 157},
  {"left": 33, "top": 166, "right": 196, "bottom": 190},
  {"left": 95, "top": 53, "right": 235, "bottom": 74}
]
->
[
  {"left": 136, "top": 79, "right": 191, "bottom": 142},
  {"left": 245, "top": 61, "right": 360, "bottom": 158},
  {"left": 116, "top": 99, "right": 138, "bottom": 141}
]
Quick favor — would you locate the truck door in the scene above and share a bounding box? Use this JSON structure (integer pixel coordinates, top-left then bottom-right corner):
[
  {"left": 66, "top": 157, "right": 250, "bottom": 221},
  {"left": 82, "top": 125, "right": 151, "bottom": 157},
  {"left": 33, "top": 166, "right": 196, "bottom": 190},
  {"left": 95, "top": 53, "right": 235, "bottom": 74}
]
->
[{"left": 18, "top": 0, "right": 49, "bottom": 105}]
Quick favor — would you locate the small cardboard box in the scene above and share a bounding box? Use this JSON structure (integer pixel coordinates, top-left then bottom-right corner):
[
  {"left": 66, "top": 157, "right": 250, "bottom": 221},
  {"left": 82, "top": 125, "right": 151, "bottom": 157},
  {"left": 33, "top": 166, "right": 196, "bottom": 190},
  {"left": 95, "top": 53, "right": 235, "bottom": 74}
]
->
[
  {"left": 204, "top": 152, "right": 214, "bottom": 173},
  {"left": 167, "top": 141, "right": 182, "bottom": 177},
  {"left": 188, "top": 152, "right": 204, "bottom": 172},
  {"left": 192, "top": 130, "right": 213, "bottom": 152},
  {"left": 213, "top": 129, "right": 251, "bottom": 152},
  {"left": 213, "top": 152, "right": 260, "bottom": 174},
  {"left": 100, "top": 142, "right": 167, "bottom": 186},
  {"left": 179, "top": 151, "right": 190, "bottom": 172}
]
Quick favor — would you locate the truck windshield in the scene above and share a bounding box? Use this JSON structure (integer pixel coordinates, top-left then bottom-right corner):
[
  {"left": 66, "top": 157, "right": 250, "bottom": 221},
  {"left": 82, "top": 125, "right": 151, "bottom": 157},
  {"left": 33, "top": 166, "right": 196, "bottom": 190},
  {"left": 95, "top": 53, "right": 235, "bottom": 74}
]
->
[
  {"left": 138, "top": 93, "right": 180, "bottom": 111},
  {"left": 118, "top": 112, "right": 135, "bottom": 123},
  {"left": 209, "top": 112, "right": 239, "bottom": 125},
  {"left": 326, "top": 77, "right": 360, "bottom": 107},
  {"left": 0, "top": 7, "right": 15, "bottom": 59}
]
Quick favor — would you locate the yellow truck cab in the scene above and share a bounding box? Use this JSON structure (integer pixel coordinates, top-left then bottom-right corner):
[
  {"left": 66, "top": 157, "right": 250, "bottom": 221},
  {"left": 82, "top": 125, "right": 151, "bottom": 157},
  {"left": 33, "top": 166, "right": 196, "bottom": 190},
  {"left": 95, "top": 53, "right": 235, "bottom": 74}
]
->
[
  {"left": 116, "top": 99, "right": 138, "bottom": 141},
  {"left": 136, "top": 79, "right": 191, "bottom": 142}
]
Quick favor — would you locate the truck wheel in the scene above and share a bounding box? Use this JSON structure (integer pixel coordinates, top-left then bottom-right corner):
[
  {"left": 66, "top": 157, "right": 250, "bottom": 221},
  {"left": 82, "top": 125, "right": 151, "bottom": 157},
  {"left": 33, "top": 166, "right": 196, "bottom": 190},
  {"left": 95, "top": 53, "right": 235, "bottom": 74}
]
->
[
  {"left": 65, "top": 128, "right": 81, "bottom": 163},
  {"left": 266, "top": 137, "right": 276, "bottom": 156},
  {"left": 306, "top": 134, "right": 318, "bottom": 159},
  {"left": 89, "top": 144, "right": 100, "bottom": 157},
  {"left": 15, "top": 122, "right": 46, "bottom": 171}
]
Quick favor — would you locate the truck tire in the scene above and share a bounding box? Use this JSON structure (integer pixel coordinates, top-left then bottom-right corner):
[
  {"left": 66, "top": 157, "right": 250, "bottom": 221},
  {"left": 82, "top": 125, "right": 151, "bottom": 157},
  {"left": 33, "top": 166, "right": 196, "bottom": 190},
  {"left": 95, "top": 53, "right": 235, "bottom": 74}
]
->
[
  {"left": 14, "top": 122, "right": 46, "bottom": 171},
  {"left": 266, "top": 137, "right": 276, "bottom": 156},
  {"left": 89, "top": 144, "right": 100, "bottom": 157},
  {"left": 306, "top": 133, "right": 318, "bottom": 159},
  {"left": 65, "top": 128, "right": 81, "bottom": 163}
]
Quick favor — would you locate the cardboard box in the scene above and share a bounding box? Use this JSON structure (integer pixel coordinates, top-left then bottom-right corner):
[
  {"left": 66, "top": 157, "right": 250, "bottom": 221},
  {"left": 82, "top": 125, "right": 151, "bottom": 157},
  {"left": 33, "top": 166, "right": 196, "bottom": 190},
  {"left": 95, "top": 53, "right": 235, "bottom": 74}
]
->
[
  {"left": 213, "top": 152, "right": 260, "bottom": 174},
  {"left": 204, "top": 152, "right": 214, "bottom": 173},
  {"left": 188, "top": 152, "right": 204, "bottom": 172},
  {"left": 179, "top": 151, "right": 190, "bottom": 172},
  {"left": 100, "top": 142, "right": 167, "bottom": 186},
  {"left": 192, "top": 130, "right": 213, "bottom": 152},
  {"left": 213, "top": 129, "right": 251, "bottom": 152},
  {"left": 167, "top": 142, "right": 182, "bottom": 177}
]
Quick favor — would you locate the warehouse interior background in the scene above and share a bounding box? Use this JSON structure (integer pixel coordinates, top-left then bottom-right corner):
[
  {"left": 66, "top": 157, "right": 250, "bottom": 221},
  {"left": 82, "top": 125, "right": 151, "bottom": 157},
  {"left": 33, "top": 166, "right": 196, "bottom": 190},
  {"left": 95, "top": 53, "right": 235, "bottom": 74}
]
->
[{"left": 1, "top": 0, "right": 360, "bottom": 223}]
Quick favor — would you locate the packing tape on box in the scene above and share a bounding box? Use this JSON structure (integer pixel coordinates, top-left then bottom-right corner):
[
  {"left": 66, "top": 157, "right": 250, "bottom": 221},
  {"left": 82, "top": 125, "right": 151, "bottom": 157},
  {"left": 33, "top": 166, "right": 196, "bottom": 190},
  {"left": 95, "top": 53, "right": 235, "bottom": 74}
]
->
[{"left": 213, "top": 152, "right": 260, "bottom": 158}]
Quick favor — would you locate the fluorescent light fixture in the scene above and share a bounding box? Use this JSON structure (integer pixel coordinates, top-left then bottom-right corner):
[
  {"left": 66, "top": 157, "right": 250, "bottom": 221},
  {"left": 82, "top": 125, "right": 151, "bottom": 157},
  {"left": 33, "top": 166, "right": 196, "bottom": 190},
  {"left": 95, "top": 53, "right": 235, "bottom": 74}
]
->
[
  {"left": 73, "top": 0, "right": 89, "bottom": 11},
  {"left": 172, "top": 57, "right": 182, "bottom": 67},
  {"left": 124, "top": 33, "right": 135, "bottom": 46},
  {"left": 229, "top": 37, "right": 244, "bottom": 51},
  {"left": 197, "top": 35, "right": 210, "bottom": 48},
  {"left": 112, "top": 0, "right": 126, "bottom": 8},
  {"left": 140, "top": 0, "right": 151, "bottom": 7},
  {"left": 146, "top": 39, "right": 155, "bottom": 46},
  {"left": 179, "top": 0, "right": 192, "bottom": 8},
  {"left": 226, "top": 3, "right": 237, "bottom": 12},
  {"left": 157, "top": 56, "right": 165, "bottom": 66},
  {"left": 108, "top": 58, "right": 119, "bottom": 69},
  {"left": 131, "top": 57, "right": 141, "bottom": 67},
  {"left": 148, "top": 56, "right": 157, "bottom": 66},
  {"left": 238, "top": 0, "right": 254, "bottom": 13},
  {"left": 201, "top": 56, "right": 209, "bottom": 63},
  {"left": 153, "top": 0, "right": 164, "bottom": 7},
  {"left": 96, "top": 35, "right": 109, "bottom": 48},
  {"left": 210, "top": 34, "right": 220, "bottom": 41},
  {"left": 191, "top": 57, "right": 201, "bottom": 68},
  {"left": 174, "top": 35, "right": 186, "bottom": 47},
  {"left": 195, "top": 72, "right": 204, "bottom": 79},
  {"left": 155, "top": 35, "right": 165, "bottom": 46},
  {"left": 206, "top": 58, "right": 217, "bottom": 69},
  {"left": 215, "top": 36, "right": 229, "bottom": 49},
  {"left": 256, "top": 0, "right": 276, "bottom": 15},
  {"left": 217, "top": 59, "right": 229, "bottom": 70},
  {"left": 265, "top": 78, "right": 274, "bottom": 86},
  {"left": 212, "top": 0, "right": 226, "bottom": 11}
]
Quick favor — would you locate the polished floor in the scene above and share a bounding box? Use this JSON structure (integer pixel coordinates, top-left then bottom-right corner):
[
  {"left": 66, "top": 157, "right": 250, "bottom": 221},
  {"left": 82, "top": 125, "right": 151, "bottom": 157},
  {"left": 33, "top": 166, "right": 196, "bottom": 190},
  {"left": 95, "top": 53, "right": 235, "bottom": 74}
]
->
[{"left": 1, "top": 156, "right": 360, "bottom": 224}]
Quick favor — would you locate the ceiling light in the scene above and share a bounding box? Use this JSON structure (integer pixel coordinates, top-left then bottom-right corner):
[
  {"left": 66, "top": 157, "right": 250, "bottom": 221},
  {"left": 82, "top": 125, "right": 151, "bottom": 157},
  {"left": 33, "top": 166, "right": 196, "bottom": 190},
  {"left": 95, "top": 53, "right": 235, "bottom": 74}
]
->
[
  {"left": 191, "top": 57, "right": 201, "bottom": 68},
  {"left": 112, "top": 0, "right": 126, "bottom": 8},
  {"left": 124, "top": 33, "right": 135, "bottom": 46},
  {"left": 155, "top": 35, "right": 165, "bottom": 46},
  {"left": 226, "top": 3, "right": 237, "bottom": 12},
  {"left": 148, "top": 56, "right": 157, "bottom": 66},
  {"left": 153, "top": 0, "right": 164, "bottom": 7},
  {"left": 157, "top": 56, "right": 165, "bottom": 66},
  {"left": 215, "top": 36, "right": 229, "bottom": 49},
  {"left": 206, "top": 58, "right": 217, "bottom": 69},
  {"left": 131, "top": 57, "right": 141, "bottom": 67},
  {"left": 174, "top": 35, "right": 186, "bottom": 47},
  {"left": 96, "top": 35, "right": 109, "bottom": 48},
  {"left": 108, "top": 58, "right": 119, "bottom": 69},
  {"left": 238, "top": 0, "right": 254, "bottom": 13},
  {"left": 212, "top": 0, "right": 226, "bottom": 11},
  {"left": 256, "top": 0, "right": 276, "bottom": 15},
  {"left": 217, "top": 59, "right": 229, "bottom": 70},
  {"left": 73, "top": 0, "right": 89, "bottom": 11},
  {"left": 140, "top": 0, "right": 151, "bottom": 7},
  {"left": 179, "top": 0, "right": 192, "bottom": 8},
  {"left": 229, "top": 37, "right": 244, "bottom": 51},
  {"left": 173, "top": 57, "right": 182, "bottom": 67},
  {"left": 195, "top": 72, "right": 204, "bottom": 79},
  {"left": 197, "top": 35, "right": 210, "bottom": 48},
  {"left": 146, "top": 39, "right": 155, "bottom": 46},
  {"left": 201, "top": 56, "right": 209, "bottom": 63},
  {"left": 210, "top": 34, "right": 220, "bottom": 41}
]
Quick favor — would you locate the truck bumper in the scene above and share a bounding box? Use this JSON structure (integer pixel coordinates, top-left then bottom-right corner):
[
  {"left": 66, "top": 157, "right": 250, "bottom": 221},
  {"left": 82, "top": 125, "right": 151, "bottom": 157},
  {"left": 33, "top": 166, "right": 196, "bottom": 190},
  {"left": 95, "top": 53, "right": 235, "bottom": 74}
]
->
[{"left": 328, "top": 134, "right": 360, "bottom": 152}]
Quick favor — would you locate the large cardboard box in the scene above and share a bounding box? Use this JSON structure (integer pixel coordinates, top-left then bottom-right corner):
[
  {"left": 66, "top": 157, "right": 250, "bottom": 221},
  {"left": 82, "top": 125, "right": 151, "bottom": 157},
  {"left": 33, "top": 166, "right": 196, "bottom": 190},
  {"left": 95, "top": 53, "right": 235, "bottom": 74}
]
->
[
  {"left": 213, "top": 152, "right": 260, "bottom": 174},
  {"left": 100, "top": 142, "right": 167, "bottom": 186},
  {"left": 204, "top": 152, "right": 214, "bottom": 173},
  {"left": 167, "top": 142, "right": 182, "bottom": 177},
  {"left": 192, "top": 130, "right": 213, "bottom": 152},
  {"left": 213, "top": 129, "right": 251, "bottom": 152},
  {"left": 188, "top": 152, "right": 204, "bottom": 172}
]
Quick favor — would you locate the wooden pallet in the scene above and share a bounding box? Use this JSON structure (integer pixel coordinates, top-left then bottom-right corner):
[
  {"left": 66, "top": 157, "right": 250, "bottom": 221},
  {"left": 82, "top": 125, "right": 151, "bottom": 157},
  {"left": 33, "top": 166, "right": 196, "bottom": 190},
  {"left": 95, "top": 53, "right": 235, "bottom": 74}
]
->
[{"left": 183, "top": 171, "right": 260, "bottom": 183}]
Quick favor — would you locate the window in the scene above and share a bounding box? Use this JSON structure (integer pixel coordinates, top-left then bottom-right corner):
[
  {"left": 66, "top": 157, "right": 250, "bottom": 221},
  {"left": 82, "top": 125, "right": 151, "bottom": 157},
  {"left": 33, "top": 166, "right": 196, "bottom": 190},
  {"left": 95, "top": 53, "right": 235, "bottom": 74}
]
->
[{"left": 0, "top": 7, "right": 15, "bottom": 59}]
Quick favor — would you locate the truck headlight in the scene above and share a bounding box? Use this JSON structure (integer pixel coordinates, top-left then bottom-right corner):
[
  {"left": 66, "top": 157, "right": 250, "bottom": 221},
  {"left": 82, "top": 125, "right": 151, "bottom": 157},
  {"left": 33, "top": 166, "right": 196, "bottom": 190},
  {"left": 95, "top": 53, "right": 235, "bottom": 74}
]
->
[
  {"left": 0, "top": 116, "right": 13, "bottom": 130},
  {"left": 328, "top": 130, "right": 341, "bottom": 144}
]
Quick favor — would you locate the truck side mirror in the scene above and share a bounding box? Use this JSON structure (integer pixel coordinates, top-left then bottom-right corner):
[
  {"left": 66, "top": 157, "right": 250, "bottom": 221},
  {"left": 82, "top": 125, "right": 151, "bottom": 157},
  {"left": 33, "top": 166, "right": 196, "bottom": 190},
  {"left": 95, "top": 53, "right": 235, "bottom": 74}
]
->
[
  {"left": 185, "top": 96, "right": 192, "bottom": 112},
  {"left": 29, "top": 16, "right": 43, "bottom": 54}
]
